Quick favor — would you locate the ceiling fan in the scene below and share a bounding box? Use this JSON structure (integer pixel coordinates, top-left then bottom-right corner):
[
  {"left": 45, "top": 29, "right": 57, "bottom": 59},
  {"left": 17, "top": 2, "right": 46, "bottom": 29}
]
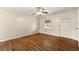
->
[{"left": 32, "top": 7, "right": 48, "bottom": 16}]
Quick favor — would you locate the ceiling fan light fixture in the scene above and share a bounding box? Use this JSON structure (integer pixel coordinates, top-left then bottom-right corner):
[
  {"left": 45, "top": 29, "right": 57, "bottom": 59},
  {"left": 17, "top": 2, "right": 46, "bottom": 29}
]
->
[{"left": 32, "top": 7, "right": 48, "bottom": 16}]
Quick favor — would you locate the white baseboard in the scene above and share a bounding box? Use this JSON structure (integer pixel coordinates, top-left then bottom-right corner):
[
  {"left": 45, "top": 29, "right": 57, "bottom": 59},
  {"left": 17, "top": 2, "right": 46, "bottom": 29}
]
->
[{"left": 0, "top": 32, "right": 37, "bottom": 42}]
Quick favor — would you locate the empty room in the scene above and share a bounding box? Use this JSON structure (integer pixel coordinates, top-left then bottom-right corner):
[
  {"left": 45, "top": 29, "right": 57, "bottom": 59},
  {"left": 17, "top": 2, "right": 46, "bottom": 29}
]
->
[{"left": 0, "top": 7, "right": 79, "bottom": 51}]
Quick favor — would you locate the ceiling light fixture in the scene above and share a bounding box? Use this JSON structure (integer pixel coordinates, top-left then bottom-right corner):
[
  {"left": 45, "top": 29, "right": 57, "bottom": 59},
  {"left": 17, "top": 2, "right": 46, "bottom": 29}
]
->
[{"left": 32, "top": 7, "right": 48, "bottom": 16}]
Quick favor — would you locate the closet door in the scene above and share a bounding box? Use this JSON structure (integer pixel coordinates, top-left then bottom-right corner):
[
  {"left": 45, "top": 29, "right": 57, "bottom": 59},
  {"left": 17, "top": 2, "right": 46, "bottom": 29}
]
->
[
  {"left": 60, "top": 16, "right": 74, "bottom": 39},
  {"left": 59, "top": 10, "right": 78, "bottom": 40}
]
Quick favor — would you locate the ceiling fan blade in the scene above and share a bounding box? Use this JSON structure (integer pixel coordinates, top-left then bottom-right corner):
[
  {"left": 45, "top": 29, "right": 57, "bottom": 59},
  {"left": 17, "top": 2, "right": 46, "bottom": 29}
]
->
[
  {"left": 43, "top": 11, "right": 48, "bottom": 14},
  {"left": 32, "top": 13, "right": 36, "bottom": 15}
]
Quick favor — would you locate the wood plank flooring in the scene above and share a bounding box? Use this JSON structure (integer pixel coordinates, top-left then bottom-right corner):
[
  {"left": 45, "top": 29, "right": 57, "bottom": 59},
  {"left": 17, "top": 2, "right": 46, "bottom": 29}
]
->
[{"left": 0, "top": 33, "right": 78, "bottom": 51}]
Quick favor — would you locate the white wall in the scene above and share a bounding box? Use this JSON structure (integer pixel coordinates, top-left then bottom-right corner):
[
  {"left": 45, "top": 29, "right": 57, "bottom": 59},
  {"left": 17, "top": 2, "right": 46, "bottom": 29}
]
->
[
  {"left": 0, "top": 10, "right": 38, "bottom": 42},
  {"left": 78, "top": 8, "right": 79, "bottom": 42},
  {"left": 39, "top": 8, "right": 78, "bottom": 41}
]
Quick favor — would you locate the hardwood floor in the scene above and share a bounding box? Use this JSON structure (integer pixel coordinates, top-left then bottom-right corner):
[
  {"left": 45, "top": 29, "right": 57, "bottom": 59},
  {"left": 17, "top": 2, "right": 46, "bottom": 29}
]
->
[{"left": 0, "top": 33, "right": 78, "bottom": 51}]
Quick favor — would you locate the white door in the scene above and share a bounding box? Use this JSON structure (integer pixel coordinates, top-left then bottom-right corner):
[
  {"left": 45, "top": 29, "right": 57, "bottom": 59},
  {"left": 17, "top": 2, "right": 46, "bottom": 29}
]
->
[
  {"left": 59, "top": 14, "right": 78, "bottom": 40},
  {"left": 60, "top": 16, "right": 74, "bottom": 39}
]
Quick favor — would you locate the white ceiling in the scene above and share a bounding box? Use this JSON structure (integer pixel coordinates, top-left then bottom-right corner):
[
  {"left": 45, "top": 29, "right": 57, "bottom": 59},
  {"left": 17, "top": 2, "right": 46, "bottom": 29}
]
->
[{"left": 0, "top": 7, "right": 76, "bottom": 15}]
